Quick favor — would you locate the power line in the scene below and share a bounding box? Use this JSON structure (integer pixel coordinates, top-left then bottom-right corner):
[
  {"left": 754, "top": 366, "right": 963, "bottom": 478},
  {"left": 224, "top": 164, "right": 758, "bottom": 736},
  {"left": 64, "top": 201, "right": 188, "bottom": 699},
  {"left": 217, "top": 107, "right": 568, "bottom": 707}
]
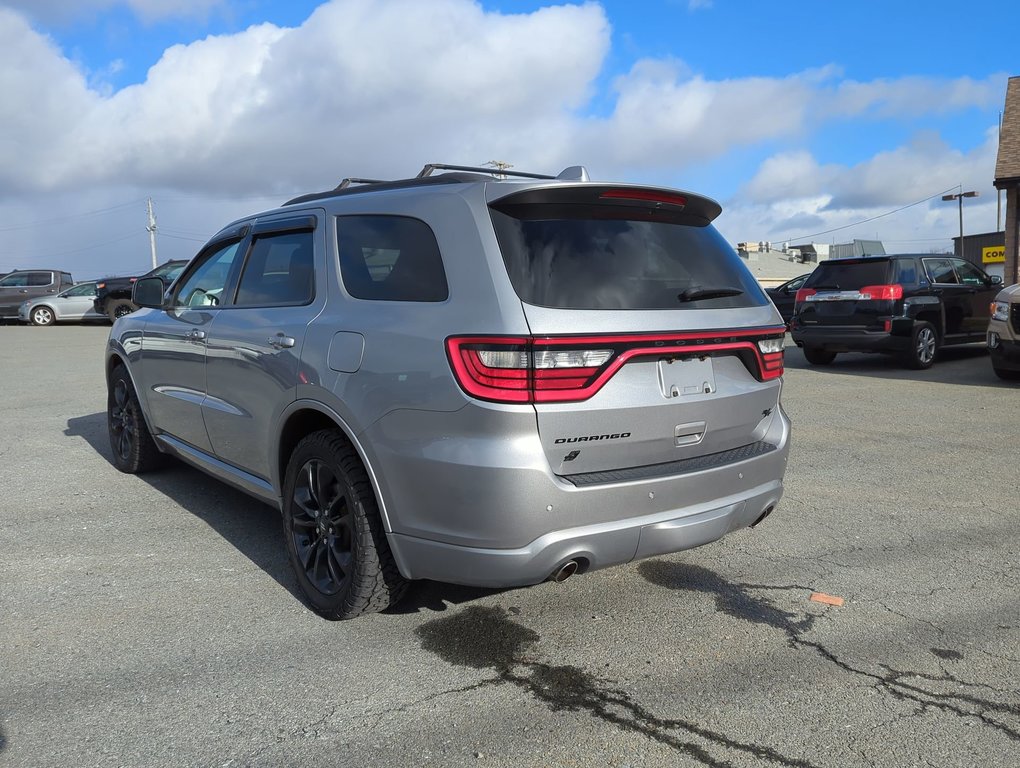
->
[
  {"left": 5, "top": 231, "right": 145, "bottom": 261},
  {"left": 771, "top": 185, "right": 962, "bottom": 243},
  {"left": 0, "top": 199, "right": 145, "bottom": 232}
]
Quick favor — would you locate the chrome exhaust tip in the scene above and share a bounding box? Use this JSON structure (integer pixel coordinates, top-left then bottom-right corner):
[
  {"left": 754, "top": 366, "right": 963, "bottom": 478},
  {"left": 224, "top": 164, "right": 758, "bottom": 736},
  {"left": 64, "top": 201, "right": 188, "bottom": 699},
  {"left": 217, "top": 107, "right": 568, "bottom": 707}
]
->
[
  {"left": 750, "top": 505, "right": 775, "bottom": 528},
  {"left": 549, "top": 560, "right": 579, "bottom": 583}
]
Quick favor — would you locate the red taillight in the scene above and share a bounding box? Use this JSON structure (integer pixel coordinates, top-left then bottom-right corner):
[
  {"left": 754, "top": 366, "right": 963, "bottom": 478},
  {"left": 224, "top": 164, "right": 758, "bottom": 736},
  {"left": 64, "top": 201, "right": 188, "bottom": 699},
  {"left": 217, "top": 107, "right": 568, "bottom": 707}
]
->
[
  {"left": 447, "top": 329, "right": 786, "bottom": 404},
  {"left": 599, "top": 189, "right": 688, "bottom": 207},
  {"left": 795, "top": 288, "right": 816, "bottom": 304},
  {"left": 129, "top": 277, "right": 137, "bottom": 283},
  {"left": 858, "top": 284, "right": 903, "bottom": 300}
]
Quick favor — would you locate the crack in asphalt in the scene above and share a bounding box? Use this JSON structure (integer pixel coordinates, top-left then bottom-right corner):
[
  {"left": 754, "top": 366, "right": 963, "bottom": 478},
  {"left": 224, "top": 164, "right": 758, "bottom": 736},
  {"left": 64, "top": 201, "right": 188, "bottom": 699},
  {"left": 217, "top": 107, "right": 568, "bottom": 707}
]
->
[
  {"left": 415, "top": 605, "right": 819, "bottom": 768},
  {"left": 638, "top": 561, "right": 1020, "bottom": 743}
]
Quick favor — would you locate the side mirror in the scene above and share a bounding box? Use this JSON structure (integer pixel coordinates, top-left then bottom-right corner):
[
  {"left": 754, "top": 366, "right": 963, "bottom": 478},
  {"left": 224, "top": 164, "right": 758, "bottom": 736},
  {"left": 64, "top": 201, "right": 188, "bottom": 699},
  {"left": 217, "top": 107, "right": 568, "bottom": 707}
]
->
[
  {"left": 990, "top": 275, "right": 1003, "bottom": 286},
  {"left": 133, "top": 277, "right": 167, "bottom": 308}
]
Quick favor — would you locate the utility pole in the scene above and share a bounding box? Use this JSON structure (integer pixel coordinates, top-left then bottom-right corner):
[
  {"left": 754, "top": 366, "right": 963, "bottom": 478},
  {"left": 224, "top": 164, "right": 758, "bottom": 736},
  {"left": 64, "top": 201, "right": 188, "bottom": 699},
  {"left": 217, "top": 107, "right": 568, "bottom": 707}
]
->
[
  {"left": 942, "top": 189, "right": 978, "bottom": 258},
  {"left": 146, "top": 197, "right": 158, "bottom": 269},
  {"left": 999, "top": 112, "right": 1004, "bottom": 232},
  {"left": 484, "top": 160, "right": 513, "bottom": 179}
]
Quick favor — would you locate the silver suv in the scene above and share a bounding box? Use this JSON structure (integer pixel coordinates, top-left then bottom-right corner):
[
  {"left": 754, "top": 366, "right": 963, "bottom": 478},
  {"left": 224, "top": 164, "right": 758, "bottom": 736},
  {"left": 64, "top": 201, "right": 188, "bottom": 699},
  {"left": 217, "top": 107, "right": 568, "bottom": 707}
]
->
[{"left": 106, "top": 164, "right": 791, "bottom": 619}]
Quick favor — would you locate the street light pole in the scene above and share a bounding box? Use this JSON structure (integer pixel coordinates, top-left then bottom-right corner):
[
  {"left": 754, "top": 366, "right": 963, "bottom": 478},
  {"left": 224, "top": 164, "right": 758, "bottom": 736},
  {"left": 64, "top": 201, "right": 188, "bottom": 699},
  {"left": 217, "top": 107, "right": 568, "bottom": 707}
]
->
[{"left": 942, "top": 190, "right": 978, "bottom": 257}]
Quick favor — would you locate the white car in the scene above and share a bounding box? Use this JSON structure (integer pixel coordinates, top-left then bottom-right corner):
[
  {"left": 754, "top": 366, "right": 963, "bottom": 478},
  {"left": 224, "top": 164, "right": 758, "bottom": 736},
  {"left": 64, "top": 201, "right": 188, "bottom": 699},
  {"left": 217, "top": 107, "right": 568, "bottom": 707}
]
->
[{"left": 19, "top": 281, "right": 107, "bottom": 325}]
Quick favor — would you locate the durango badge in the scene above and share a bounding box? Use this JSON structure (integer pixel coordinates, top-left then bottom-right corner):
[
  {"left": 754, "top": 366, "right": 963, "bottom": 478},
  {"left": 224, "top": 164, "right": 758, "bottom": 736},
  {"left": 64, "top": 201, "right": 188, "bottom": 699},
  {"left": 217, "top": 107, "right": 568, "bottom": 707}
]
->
[{"left": 554, "top": 432, "right": 631, "bottom": 444}]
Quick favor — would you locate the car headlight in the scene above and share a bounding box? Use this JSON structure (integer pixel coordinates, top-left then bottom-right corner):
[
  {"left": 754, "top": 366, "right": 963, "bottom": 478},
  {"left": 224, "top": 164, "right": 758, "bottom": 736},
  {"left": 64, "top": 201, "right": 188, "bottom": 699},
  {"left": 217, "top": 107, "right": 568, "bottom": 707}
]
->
[{"left": 991, "top": 301, "right": 1009, "bottom": 321}]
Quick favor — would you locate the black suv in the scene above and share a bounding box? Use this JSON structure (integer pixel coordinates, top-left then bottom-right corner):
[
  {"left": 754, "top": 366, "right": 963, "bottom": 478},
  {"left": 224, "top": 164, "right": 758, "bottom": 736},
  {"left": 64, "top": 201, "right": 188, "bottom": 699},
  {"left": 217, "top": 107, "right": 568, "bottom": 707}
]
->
[{"left": 790, "top": 255, "right": 1002, "bottom": 369}]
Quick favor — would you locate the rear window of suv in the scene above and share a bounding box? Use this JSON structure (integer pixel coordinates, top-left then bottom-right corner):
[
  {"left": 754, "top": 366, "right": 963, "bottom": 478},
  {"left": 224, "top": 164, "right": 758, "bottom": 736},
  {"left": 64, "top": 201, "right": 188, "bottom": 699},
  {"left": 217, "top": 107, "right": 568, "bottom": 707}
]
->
[
  {"left": 804, "top": 259, "right": 892, "bottom": 291},
  {"left": 489, "top": 208, "right": 766, "bottom": 310}
]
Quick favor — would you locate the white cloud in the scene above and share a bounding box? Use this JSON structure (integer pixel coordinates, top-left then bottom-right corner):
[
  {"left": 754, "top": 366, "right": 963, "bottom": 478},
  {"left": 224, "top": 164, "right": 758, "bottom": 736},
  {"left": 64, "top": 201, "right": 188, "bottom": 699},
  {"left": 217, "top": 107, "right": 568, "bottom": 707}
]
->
[
  {"left": 0, "top": 0, "right": 1007, "bottom": 276},
  {"left": 724, "top": 128, "right": 1002, "bottom": 248}
]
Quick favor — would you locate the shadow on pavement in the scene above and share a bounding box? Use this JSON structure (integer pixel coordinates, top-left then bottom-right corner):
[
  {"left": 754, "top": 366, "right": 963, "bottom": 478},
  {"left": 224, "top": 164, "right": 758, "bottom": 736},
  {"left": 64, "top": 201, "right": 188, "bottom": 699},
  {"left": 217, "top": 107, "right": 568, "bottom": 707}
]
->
[
  {"left": 65, "top": 411, "right": 301, "bottom": 603},
  {"left": 785, "top": 343, "right": 1011, "bottom": 389},
  {"left": 65, "top": 411, "right": 510, "bottom": 617}
]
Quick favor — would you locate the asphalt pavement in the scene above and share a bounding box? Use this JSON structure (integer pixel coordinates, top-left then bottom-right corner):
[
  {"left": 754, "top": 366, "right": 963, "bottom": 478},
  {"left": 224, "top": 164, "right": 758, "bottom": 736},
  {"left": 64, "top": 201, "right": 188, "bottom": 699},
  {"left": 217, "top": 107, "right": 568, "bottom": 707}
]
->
[{"left": 1, "top": 324, "right": 1017, "bottom": 767}]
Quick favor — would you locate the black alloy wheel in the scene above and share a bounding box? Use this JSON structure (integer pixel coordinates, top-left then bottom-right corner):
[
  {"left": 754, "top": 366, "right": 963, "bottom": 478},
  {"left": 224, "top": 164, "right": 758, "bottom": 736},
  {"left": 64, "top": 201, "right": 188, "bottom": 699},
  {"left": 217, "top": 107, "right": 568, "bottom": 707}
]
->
[
  {"left": 282, "top": 430, "right": 407, "bottom": 619},
  {"left": 290, "top": 458, "right": 355, "bottom": 596},
  {"left": 107, "top": 365, "right": 163, "bottom": 473}
]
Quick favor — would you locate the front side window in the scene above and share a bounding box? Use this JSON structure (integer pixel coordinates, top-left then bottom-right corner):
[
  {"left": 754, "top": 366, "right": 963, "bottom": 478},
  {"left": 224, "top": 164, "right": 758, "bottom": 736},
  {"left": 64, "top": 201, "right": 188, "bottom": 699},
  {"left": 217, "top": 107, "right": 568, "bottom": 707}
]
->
[
  {"left": 172, "top": 241, "right": 241, "bottom": 309},
  {"left": 235, "top": 230, "right": 315, "bottom": 307},
  {"left": 338, "top": 216, "right": 448, "bottom": 302},
  {"left": 953, "top": 260, "right": 989, "bottom": 286},
  {"left": 0, "top": 273, "right": 30, "bottom": 287},
  {"left": 63, "top": 283, "right": 96, "bottom": 297}
]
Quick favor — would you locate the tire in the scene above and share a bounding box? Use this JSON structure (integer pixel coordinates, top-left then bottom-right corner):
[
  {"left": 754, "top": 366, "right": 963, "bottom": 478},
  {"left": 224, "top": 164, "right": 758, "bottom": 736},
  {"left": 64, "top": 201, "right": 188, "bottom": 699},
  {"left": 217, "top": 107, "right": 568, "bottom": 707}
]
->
[
  {"left": 903, "top": 321, "right": 938, "bottom": 370},
  {"left": 803, "top": 346, "right": 837, "bottom": 365},
  {"left": 108, "top": 299, "right": 136, "bottom": 322},
  {"left": 992, "top": 365, "right": 1020, "bottom": 381},
  {"left": 30, "top": 306, "right": 55, "bottom": 326},
  {"left": 107, "top": 365, "right": 163, "bottom": 473},
  {"left": 282, "top": 430, "right": 407, "bottom": 620}
]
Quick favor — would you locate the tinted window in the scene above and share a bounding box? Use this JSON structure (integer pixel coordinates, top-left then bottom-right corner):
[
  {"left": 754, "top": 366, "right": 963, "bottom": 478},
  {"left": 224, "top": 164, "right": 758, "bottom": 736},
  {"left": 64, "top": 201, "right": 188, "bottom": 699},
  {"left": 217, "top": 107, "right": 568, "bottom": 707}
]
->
[
  {"left": 27, "top": 272, "right": 54, "bottom": 287},
  {"left": 338, "top": 216, "right": 448, "bottom": 302},
  {"left": 490, "top": 210, "right": 766, "bottom": 310},
  {"left": 953, "top": 260, "right": 988, "bottom": 286},
  {"left": 924, "top": 258, "right": 958, "bottom": 284},
  {"left": 63, "top": 283, "right": 96, "bottom": 297},
  {"left": 805, "top": 260, "right": 890, "bottom": 291},
  {"left": 151, "top": 262, "right": 187, "bottom": 281},
  {"left": 892, "top": 259, "right": 919, "bottom": 284},
  {"left": 0, "top": 273, "right": 29, "bottom": 287},
  {"left": 172, "top": 241, "right": 241, "bottom": 308},
  {"left": 235, "top": 230, "right": 315, "bottom": 306}
]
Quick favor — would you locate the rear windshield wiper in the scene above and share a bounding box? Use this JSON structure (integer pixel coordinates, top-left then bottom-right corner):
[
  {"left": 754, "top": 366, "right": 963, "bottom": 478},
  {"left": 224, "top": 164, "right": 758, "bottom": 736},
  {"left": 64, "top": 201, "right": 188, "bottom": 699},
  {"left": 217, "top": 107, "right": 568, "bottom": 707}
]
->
[{"left": 677, "top": 287, "right": 744, "bottom": 303}]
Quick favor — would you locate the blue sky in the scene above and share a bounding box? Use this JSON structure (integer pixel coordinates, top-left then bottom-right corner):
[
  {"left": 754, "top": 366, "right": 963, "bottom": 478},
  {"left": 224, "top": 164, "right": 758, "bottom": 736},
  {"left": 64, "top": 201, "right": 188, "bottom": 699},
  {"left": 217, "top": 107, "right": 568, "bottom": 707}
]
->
[{"left": 0, "top": 0, "right": 1015, "bottom": 278}]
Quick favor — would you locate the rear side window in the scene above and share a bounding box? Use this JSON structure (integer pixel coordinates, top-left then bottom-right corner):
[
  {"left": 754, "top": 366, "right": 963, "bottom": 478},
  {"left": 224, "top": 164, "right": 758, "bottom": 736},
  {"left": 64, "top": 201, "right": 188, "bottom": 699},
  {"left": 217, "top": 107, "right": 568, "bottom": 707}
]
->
[
  {"left": 489, "top": 210, "right": 766, "bottom": 310},
  {"left": 892, "top": 259, "right": 919, "bottom": 284},
  {"left": 338, "top": 216, "right": 448, "bottom": 302},
  {"left": 235, "top": 231, "right": 315, "bottom": 307},
  {"left": 805, "top": 260, "right": 890, "bottom": 291},
  {"left": 27, "top": 272, "right": 54, "bottom": 287}
]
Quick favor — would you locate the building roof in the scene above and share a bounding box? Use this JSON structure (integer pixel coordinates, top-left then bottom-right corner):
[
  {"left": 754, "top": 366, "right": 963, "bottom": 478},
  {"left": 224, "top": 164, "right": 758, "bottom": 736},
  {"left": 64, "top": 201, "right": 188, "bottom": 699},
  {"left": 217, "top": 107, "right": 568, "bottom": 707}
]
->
[
  {"left": 739, "top": 249, "right": 814, "bottom": 285},
  {"left": 995, "top": 76, "right": 1020, "bottom": 187}
]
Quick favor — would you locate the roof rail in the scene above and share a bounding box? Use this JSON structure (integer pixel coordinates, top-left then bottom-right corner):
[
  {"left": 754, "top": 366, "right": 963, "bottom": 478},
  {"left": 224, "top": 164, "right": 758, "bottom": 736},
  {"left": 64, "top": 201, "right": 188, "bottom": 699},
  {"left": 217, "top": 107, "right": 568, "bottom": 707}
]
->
[
  {"left": 335, "top": 177, "right": 387, "bottom": 190},
  {"left": 417, "top": 163, "right": 556, "bottom": 180}
]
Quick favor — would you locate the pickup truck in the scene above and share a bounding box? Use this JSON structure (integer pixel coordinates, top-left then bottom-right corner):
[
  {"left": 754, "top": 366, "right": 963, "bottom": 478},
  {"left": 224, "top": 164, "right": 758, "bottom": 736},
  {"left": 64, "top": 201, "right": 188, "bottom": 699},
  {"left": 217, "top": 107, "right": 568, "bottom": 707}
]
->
[{"left": 94, "top": 260, "right": 188, "bottom": 320}]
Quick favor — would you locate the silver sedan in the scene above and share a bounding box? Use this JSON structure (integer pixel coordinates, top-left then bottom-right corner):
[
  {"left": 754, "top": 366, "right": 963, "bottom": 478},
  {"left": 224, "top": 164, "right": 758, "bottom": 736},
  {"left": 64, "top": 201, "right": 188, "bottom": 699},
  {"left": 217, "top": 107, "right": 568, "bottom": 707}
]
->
[{"left": 18, "top": 281, "right": 107, "bottom": 325}]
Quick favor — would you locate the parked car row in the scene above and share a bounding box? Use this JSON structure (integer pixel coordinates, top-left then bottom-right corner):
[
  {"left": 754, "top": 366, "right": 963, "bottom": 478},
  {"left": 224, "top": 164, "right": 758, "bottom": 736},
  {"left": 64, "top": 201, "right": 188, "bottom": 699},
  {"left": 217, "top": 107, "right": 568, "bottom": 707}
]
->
[{"left": 0, "top": 260, "right": 191, "bottom": 325}]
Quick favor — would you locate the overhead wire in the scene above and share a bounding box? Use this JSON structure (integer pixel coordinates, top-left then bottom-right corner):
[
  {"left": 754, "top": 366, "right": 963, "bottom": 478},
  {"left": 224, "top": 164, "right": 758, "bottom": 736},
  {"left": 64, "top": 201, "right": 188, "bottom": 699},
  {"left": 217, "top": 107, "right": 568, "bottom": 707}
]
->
[{"left": 770, "top": 184, "right": 963, "bottom": 243}]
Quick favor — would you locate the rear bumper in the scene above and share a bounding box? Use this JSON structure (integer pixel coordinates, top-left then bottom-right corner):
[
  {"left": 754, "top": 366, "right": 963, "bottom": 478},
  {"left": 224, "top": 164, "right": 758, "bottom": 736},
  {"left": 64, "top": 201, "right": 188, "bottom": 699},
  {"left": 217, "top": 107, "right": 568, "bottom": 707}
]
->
[
  {"left": 387, "top": 481, "right": 783, "bottom": 587},
  {"left": 376, "top": 404, "right": 790, "bottom": 587},
  {"left": 791, "top": 326, "right": 908, "bottom": 353}
]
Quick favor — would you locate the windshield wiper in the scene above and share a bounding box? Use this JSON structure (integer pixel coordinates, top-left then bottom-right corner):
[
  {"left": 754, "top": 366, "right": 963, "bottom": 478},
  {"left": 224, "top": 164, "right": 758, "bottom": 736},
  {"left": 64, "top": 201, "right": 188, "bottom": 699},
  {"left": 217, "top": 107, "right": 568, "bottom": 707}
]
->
[{"left": 677, "top": 287, "right": 744, "bottom": 303}]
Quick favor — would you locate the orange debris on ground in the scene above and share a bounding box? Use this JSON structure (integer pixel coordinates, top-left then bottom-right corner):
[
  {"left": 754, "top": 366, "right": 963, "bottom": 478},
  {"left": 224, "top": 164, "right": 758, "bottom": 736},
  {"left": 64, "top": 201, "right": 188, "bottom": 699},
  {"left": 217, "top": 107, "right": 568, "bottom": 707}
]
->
[{"left": 809, "top": 592, "right": 845, "bottom": 607}]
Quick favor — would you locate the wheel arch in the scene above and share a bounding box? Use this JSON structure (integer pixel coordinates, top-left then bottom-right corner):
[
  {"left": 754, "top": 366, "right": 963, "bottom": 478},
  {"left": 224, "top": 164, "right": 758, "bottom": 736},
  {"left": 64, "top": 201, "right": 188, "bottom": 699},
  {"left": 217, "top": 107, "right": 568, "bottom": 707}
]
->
[{"left": 274, "top": 401, "right": 393, "bottom": 532}]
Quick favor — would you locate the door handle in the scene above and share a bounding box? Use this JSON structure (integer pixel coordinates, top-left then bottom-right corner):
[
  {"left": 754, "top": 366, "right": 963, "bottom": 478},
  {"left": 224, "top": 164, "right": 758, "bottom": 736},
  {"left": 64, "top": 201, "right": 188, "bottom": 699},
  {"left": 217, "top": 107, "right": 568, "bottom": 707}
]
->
[
  {"left": 187, "top": 329, "right": 207, "bottom": 341},
  {"left": 268, "top": 333, "right": 296, "bottom": 349}
]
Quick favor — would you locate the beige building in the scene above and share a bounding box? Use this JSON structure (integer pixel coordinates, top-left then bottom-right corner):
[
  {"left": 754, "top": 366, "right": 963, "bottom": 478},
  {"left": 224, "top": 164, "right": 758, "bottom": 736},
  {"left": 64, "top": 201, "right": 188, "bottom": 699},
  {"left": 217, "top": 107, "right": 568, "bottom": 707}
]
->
[{"left": 994, "top": 75, "right": 1020, "bottom": 286}]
